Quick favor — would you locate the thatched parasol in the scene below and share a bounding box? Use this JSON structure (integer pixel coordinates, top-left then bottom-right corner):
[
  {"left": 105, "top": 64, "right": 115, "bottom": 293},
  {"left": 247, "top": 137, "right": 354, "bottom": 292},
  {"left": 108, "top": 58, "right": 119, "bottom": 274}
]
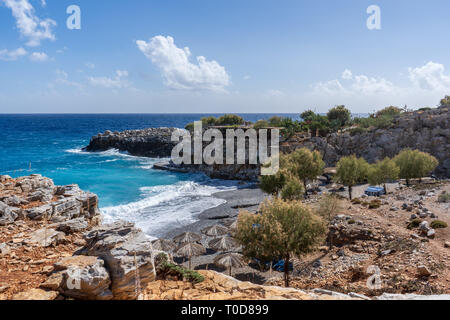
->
[
  {"left": 214, "top": 253, "right": 246, "bottom": 276},
  {"left": 151, "top": 239, "right": 176, "bottom": 252},
  {"left": 175, "top": 242, "right": 206, "bottom": 270},
  {"left": 208, "top": 236, "right": 239, "bottom": 252},
  {"left": 201, "top": 224, "right": 229, "bottom": 237},
  {"left": 173, "top": 231, "right": 202, "bottom": 244}
]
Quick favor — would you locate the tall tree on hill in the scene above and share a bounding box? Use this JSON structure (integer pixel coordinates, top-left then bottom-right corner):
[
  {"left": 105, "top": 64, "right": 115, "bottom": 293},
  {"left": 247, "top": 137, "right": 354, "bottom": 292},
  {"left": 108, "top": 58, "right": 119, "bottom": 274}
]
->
[
  {"left": 368, "top": 157, "right": 400, "bottom": 194},
  {"left": 334, "top": 155, "right": 370, "bottom": 200},
  {"left": 393, "top": 149, "right": 439, "bottom": 186},
  {"left": 288, "top": 148, "right": 325, "bottom": 198}
]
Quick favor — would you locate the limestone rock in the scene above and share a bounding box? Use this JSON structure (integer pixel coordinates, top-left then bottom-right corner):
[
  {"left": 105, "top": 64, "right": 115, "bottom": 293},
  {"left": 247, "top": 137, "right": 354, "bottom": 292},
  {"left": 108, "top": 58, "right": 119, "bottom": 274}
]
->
[
  {"left": 12, "top": 288, "right": 59, "bottom": 300},
  {"left": 25, "top": 228, "right": 66, "bottom": 247},
  {"left": 51, "top": 256, "right": 113, "bottom": 300},
  {"left": 82, "top": 221, "right": 155, "bottom": 300},
  {"left": 50, "top": 217, "right": 89, "bottom": 234},
  {"left": 0, "top": 201, "right": 18, "bottom": 226},
  {"left": 417, "top": 265, "right": 432, "bottom": 277}
]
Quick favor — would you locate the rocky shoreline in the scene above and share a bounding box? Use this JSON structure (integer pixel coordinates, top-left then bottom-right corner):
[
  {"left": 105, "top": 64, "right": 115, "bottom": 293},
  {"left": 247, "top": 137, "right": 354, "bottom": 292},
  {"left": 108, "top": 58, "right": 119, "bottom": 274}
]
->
[{"left": 2, "top": 174, "right": 450, "bottom": 300}]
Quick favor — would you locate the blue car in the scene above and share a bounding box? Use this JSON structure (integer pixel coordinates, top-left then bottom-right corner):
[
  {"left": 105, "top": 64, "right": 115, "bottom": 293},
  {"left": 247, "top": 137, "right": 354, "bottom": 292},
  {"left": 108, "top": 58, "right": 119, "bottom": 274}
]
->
[{"left": 365, "top": 186, "right": 385, "bottom": 197}]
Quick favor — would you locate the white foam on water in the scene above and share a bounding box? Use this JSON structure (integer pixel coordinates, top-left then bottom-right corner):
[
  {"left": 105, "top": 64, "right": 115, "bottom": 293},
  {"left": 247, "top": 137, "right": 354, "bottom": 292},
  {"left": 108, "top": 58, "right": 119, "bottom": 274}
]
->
[{"left": 101, "top": 180, "right": 238, "bottom": 240}]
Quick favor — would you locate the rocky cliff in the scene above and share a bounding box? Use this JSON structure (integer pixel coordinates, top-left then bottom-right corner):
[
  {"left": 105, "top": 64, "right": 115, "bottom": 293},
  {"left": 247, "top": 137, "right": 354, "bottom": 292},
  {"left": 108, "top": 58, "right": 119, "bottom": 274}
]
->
[
  {"left": 283, "top": 106, "right": 449, "bottom": 177},
  {"left": 83, "top": 127, "right": 183, "bottom": 158}
]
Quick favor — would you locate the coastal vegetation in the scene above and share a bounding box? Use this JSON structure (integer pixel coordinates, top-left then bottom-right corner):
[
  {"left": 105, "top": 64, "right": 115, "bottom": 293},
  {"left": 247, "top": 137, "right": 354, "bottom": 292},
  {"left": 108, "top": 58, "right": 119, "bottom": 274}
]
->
[
  {"left": 368, "top": 157, "right": 400, "bottom": 194},
  {"left": 334, "top": 155, "right": 370, "bottom": 200},
  {"left": 393, "top": 149, "right": 439, "bottom": 186},
  {"left": 259, "top": 148, "right": 324, "bottom": 198},
  {"left": 235, "top": 198, "right": 326, "bottom": 287}
]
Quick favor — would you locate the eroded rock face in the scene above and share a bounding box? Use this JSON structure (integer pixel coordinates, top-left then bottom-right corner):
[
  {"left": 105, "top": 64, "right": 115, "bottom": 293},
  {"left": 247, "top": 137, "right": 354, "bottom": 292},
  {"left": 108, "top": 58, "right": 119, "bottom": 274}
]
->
[
  {"left": 286, "top": 107, "right": 450, "bottom": 177},
  {"left": 43, "top": 256, "right": 113, "bottom": 300},
  {"left": 81, "top": 221, "right": 155, "bottom": 300},
  {"left": 0, "top": 201, "right": 19, "bottom": 226},
  {"left": 84, "top": 127, "right": 182, "bottom": 158}
]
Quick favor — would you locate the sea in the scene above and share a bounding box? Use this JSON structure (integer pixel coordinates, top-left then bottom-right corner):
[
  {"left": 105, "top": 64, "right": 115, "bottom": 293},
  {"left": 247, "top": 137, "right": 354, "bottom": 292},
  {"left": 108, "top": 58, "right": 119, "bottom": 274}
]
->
[{"left": 0, "top": 114, "right": 299, "bottom": 239}]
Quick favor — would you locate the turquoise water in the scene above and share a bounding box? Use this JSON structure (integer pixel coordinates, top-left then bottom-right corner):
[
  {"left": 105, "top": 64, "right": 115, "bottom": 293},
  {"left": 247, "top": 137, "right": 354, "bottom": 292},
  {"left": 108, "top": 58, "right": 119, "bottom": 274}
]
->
[{"left": 0, "top": 114, "right": 297, "bottom": 238}]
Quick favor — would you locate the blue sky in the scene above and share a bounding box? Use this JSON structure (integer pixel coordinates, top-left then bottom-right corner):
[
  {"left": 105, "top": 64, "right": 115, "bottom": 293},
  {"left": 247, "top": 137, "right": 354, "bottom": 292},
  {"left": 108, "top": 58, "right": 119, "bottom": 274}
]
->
[{"left": 1, "top": 0, "right": 450, "bottom": 113}]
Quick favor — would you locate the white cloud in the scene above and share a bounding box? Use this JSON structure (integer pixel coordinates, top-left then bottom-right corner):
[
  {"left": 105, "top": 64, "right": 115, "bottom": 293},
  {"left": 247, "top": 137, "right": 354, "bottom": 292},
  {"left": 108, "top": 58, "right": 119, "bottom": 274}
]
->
[
  {"left": 408, "top": 61, "right": 450, "bottom": 91},
  {"left": 313, "top": 70, "right": 395, "bottom": 95},
  {"left": 312, "top": 79, "right": 347, "bottom": 95},
  {"left": 40, "top": 0, "right": 46, "bottom": 7},
  {"left": 85, "top": 62, "right": 95, "bottom": 69},
  {"left": 88, "top": 70, "right": 130, "bottom": 89},
  {"left": 136, "top": 35, "right": 230, "bottom": 92},
  {"left": 3, "top": 0, "right": 56, "bottom": 47},
  {"left": 266, "top": 89, "right": 285, "bottom": 97},
  {"left": 0, "top": 47, "right": 27, "bottom": 61},
  {"left": 342, "top": 69, "right": 353, "bottom": 80},
  {"left": 29, "top": 51, "right": 48, "bottom": 61}
]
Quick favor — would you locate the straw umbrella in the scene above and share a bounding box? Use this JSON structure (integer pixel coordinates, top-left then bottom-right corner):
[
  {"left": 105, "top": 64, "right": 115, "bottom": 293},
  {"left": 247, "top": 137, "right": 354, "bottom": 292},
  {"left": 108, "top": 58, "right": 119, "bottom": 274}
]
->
[
  {"left": 173, "top": 232, "right": 202, "bottom": 244},
  {"left": 175, "top": 242, "right": 206, "bottom": 270},
  {"left": 208, "top": 236, "right": 239, "bottom": 252},
  {"left": 151, "top": 239, "right": 176, "bottom": 252},
  {"left": 201, "top": 225, "right": 229, "bottom": 238},
  {"left": 214, "top": 253, "right": 246, "bottom": 276}
]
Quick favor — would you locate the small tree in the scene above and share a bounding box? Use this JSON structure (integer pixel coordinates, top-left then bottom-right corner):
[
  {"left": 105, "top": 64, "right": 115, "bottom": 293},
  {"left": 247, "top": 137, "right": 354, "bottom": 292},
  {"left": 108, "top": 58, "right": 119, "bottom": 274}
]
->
[
  {"left": 280, "top": 176, "right": 304, "bottom": 201},
  {"left": 440, "top": 95, "right": 450, "bottom": 107},
  {"left": 375, "top": 106, "right": 402, "bottom": 118},
  {"left": 327, "top": 105, "right": 351, "bottom": 128},
  {"left": 335, "top": 155, "right": 370, "bottom": 200},
  {"left": 259, "top": 154, "right": 290, "bottom": 196},
  {"left": 216, "top": 114, "right": 244, "bottom": 126},
  {"left": 289, "top": 148, "right": 325, "bottom": 197},
  {"left": 235, "top": 198, "right": 326, "bottom": 287},
  {"left": 368, "top": 157, "right": 400, "bottom": 194},
  {"left": 393, "top": 149, "right": 439, "bottom": 186}
]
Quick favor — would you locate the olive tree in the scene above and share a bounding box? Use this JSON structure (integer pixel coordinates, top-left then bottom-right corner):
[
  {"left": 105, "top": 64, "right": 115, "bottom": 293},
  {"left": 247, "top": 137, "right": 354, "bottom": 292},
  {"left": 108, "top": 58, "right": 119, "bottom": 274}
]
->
[
  {"left": 393, "top": 149, "right": 439, "bottom": 186},
  {"left": 335, "top": 155, "right": 370, "bottom": 200},
  {"left": 235, "top": 198, "right": 326, "bottom": 287},
  {"left": 368, "top": 157, "right": 400, "bottom": 193},
  {"left": 288, "top": 148, "right": 325, "bottom": 197},
  {"left": 327, "top": 105, "right": 351, "bottom": 128}
]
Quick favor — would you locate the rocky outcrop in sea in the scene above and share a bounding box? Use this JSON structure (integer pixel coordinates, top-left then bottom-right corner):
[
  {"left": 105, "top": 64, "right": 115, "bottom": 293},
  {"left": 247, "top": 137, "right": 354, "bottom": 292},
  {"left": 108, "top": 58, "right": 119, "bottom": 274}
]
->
[{"left": 83, "top": 127, "right": 183, "bottom": 158}]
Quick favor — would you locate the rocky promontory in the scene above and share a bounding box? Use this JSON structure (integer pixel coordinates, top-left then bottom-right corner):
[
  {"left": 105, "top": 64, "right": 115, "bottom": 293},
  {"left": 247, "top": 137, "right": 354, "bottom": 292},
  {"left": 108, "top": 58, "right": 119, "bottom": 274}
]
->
[{"left": 83, "top": 127, "right": 184, "bottom": 158}]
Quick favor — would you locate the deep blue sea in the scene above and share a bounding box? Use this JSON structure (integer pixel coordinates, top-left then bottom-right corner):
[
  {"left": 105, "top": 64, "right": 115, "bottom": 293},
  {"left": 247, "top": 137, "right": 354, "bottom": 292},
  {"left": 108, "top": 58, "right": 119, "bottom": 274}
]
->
[{"left": 0, "top": 114, "right": 298, "bottom": 238}]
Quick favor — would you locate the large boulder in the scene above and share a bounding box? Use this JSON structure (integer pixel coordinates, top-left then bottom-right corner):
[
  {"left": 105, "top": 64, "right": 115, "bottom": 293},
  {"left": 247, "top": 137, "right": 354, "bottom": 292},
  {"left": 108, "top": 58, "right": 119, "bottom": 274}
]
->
[
  {"left": 50, "top": 217, "right": 89, "bottom": 234},
  {"left": 42, "top": 256, "right": 113, "bottom": 300},
  {"left": 25, "top": 228, "right": 66, "bottom": 247},
  {"left": 0, "top": 201, "right": 18, "bottom": 226},
  {"left": 81, "top": 221, "right": 156, "bottom": 299}
]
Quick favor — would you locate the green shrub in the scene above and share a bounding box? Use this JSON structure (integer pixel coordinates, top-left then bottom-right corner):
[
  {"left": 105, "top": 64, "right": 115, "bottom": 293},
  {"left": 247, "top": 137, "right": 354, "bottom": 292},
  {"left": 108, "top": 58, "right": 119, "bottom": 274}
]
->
[
  {"left": 157, "top": 254, "right": 204, "bottom": 283},
  {"left": 430, "top": 220, "right": 448, "bottom": 229},
  {"left": 253, "top": 119, "right": 270, "bottom": 129},
  {"left": 407, "top": 218, "right": 423, "bottom": 230},
  {"left": 438, "top": 193, "right": 450, "bottom": 203},
  {"left": 351, "top": 198, "right": 362, "bottom": 204},
  {"left": 368, "top": 203, "right": 381, "bottom": 209},
  {"left": 348, "top": 219, "right": 356, "bottom": 224},
  {"left": 375, "top": 106, "right": 402, "bottom": 118},
  {"left": 216, "top": 114, "right": 244, "bottom": 126},
  {"left": 327, "top": 105, "right": 351, "bottom": 128}
]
